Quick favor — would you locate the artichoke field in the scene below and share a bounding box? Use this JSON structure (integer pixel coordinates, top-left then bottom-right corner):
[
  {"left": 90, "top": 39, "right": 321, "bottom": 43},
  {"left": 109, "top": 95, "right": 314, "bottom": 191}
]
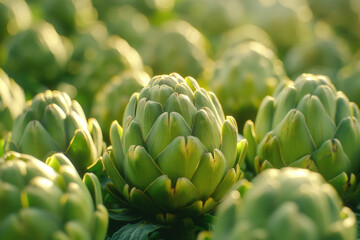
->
[{"left": 0, "top": 0, "right": 360, "bottom": 239}]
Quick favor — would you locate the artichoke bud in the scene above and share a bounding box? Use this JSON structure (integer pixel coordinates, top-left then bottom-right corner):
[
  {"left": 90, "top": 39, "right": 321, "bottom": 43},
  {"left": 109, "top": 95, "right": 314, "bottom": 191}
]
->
[
  {"left": 5, "top": 90, "right": 103, "bottom": 177},
  {"left": 244, "top": 73, "right": 360, "bottom": 202},
  {"left": 0, "top": 152, "right": 108, "bottom": 240},
  {"left": 105, "top": 73, "right": 245, "bottom": 218},
  {"left": 210, "top": 168, "right": 357, "bottom": 240}
]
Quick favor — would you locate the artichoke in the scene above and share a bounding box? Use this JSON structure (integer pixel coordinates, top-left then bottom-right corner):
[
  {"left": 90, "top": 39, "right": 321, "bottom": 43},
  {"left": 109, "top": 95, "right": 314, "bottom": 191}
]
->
[
  {"left": 91, "top": 71, "right": 150, "bottom": 143},
  {"left": 244, "top": 73, "right": 360, "bottom": 201},
  {"left": 103, "top": 73, "right": 247, "bottom": 220},
  {"left": 5, "top": 90, "right": 104, "bottom": 176},
  {"left": 209, "top": 168, "right": 356, "bottom": 240},
  {"left": 0, "top": 151, "right": 108, "bottom": 239},
  {"left": 3, "top": 21, "right": 70, "bottom": 96},
  {"left": 140, "top": 20, "right": 212, "bottom": 80},
  {"left": 218, "top": 24, "right": 276, "bottom": 55},
  {"left": 210, "top": 41, "right": 287, "bottom": 128},
  {"left": 284, "top": 23, "right": 351, "bottom": 81},
  {"left": 0, "top": 68, "right": 26, "bottom": 139}
]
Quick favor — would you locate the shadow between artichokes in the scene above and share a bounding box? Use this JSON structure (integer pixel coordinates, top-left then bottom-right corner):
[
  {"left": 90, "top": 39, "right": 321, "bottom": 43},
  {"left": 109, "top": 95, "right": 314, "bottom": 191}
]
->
[
  {"left": 4, "top": 90, "right": 104, "bottom": 176},
  {"left": 0, "top": 151, "right": 108, "bottom": 240},
  {"left": 244, "top": 73, "right": 360, "bottom": 204},
  {"left": 103, "top": 73, "right": 248, "bottom": 221}
]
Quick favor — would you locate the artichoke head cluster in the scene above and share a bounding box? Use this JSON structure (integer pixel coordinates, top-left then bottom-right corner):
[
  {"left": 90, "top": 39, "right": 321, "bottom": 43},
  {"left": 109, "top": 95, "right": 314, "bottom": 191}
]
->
[
  {"left": 5, "top": 90, "right": 104, "bottom": 176},
  {"left": 0, "top": 151, "right": 108, "bottom": 240},
  {"left": 211, "top": 168, "right": 356, "bottom": 240},
  {"left": 104, "top": 73, "right": 247, "bottom": 220},
  {"left": 244, "top": 73, "right": 360, "bottom": 200}
]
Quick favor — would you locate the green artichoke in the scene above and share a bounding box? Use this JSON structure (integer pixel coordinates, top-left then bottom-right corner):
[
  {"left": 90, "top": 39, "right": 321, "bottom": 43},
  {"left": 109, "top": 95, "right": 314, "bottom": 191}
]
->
[
  {"left": 284, "top": 23, "right": 351, "bottom": 81},
  {"left": 218, "top": 24, "right": 276, "bottom": 54},
  {"left": 103, "top": 73, "right": 247, "bottom": 220},
  {"left": 0, "top": 151, "right": 108, "bottom": 240},
  {"left": 140, "top": 20, "right": 212, "bottom": 80},
  {"left": 0, "top": 0, "right": 31, "bottom": 42},
  {"left": 5, "top": 90, "right": 104, "bottom": 176},
  {"left": 91, "top": 71, "right": 150, "bottom": 143},
  {"left": 210, "top": 41, "right": 287, "bottom": 128},
  {"left": 209, "top": 168, "right": 356, "bottom": 240},
  {"left": 0, "top": 68, "right": 26, "bottom": 139},
  {"left": 244, "top": 73, "right": 360, "bottom": 201},
  {"left": 3, "top": 21, "right": 70, "bottom": 96}
]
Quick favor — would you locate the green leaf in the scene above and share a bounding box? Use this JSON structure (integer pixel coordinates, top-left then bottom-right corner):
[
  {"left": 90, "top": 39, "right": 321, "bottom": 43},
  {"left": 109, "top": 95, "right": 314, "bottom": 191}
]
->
[{"left": 109, "top": 222, "right": 162, "bottom": 240}]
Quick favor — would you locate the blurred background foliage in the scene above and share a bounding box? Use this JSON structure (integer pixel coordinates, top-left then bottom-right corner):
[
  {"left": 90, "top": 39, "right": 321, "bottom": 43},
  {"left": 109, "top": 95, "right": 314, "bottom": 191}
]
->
[{"left": 0, "top": 0, "right": 360, "bottom": 136}]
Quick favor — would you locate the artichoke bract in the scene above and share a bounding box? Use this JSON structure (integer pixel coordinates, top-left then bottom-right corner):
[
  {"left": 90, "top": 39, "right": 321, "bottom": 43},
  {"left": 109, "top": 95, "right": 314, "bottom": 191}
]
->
[
  {"left": 0, "top": 151, "right": 108, "bottom": 240},
  {"left": 103, "top": 73, "right": 247, "bottom": 220},
  {"left": 210, "top": 41, "right": 287, "bottom": 128},
  {"left": 5, "top": 90, "right": 104, "bottom": 176},
  {"left": 210, "top": 168, "right": 356, "bottom": 240},
  {"left": 0, "top": 68, "right": 26, "bottom": 138},
  {"left": 244, "top": 73, "right": 360, "bottom": 200},
  {"left": 3, "top": 21, "right": 70, "bottom": 96}
]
